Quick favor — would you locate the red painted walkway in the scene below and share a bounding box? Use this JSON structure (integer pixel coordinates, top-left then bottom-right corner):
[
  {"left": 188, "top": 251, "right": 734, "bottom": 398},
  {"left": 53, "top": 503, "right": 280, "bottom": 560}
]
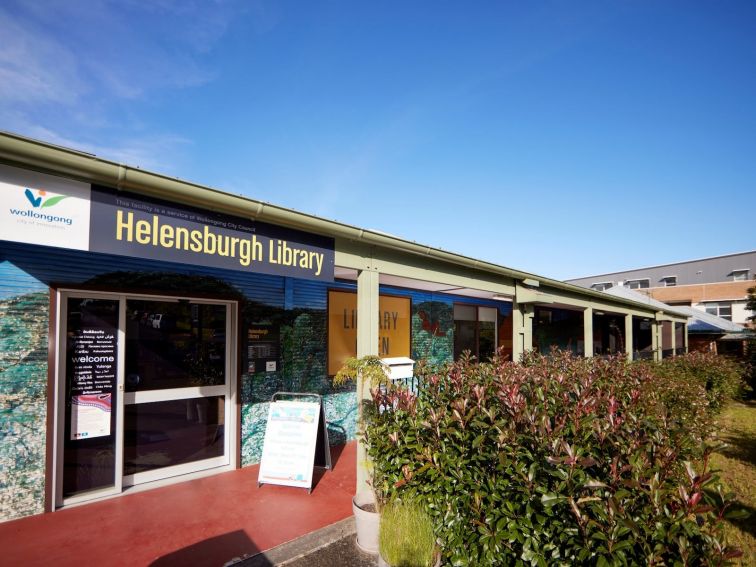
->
[{"left": 0, "top": 443, "right": 356, "bottom": 567}]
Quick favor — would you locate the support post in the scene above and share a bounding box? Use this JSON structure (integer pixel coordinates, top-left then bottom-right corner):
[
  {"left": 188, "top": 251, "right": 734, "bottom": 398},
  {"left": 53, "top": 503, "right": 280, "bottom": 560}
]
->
[
  {"left": 356, "top": 268, "right": 379, "bottom": 494},
  {"left": 512, "top": 302, "right": 534, "bottom": 362},
  {"left": 583, "top": 307, "right": 593, "bottom": 358},
  {"left": 624, "top": 315, "right": 633, "bottom": 361},
  {"left": 652, "top": 321, "right": 662, "bottom": 362}
]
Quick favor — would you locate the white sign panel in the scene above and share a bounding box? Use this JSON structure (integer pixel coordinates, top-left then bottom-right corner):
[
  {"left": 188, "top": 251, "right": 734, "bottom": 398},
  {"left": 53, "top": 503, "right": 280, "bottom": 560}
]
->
[
  {"left": 0, "top": 164, "right": 91, "bottom": 250},
  {"left": 258, "top": 400, "right": 320, "bottom": 489}
]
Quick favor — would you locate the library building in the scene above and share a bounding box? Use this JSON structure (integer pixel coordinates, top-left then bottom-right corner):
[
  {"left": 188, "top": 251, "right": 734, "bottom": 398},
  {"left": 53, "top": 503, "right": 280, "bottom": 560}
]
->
[{"left": 0, "top": 131, "right": 688, "bottom": 527}]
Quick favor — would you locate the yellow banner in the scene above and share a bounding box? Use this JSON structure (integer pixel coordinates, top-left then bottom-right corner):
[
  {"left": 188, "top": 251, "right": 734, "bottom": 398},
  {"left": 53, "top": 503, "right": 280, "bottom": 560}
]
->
[{"left": 327, "top": 291, "right": 411, "bottom": 375}]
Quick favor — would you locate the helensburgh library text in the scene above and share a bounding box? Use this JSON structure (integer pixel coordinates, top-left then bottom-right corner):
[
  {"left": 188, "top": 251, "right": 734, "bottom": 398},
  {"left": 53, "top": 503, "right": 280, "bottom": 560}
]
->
[{"left": 115, "top": 210, "right": 325, "bottom": 275}]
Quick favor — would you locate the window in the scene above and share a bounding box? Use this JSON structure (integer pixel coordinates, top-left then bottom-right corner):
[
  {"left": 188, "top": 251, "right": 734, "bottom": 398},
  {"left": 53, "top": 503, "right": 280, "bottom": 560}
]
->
[
  {"left": 704, "top": 302, "right": 732, "bottom": 321},
  {"left": 533, "top": 306, "right": 584, "bottom": 356},
  {"left": 660, "top": 276, "right": 677, "bottom": 287},
  {"left": 590, "top": 282, "right": 613, "bottom": 291},
  {"left": 625, "top": 279, "right": 649, "bottom": 290},
  {"left": 454, "top": 304, "right": 498, "bottom": 362},
  {"left": 732, "top": 269, "right": 749, "bottom": 281}
]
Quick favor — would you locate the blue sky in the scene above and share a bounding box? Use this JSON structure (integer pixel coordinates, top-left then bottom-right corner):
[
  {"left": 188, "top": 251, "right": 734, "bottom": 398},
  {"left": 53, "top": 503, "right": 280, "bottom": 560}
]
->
[{"left": 1, "top": 1, "right": 754, "bottom": 280}]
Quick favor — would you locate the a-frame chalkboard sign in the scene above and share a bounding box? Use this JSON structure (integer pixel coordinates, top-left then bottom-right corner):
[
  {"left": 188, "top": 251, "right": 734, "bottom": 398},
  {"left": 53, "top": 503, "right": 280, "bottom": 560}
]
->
[{"left": 257, "top": 392, "right": 331, "bottom": 493}]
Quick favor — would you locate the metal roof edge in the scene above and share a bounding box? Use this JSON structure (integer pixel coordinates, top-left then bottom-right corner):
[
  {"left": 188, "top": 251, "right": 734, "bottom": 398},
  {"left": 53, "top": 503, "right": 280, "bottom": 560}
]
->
[
  {"left": 0, "top": 130, "right": 684, "bottom": 317},
  {"left": 565, "top": 250, "right": 756, "bottom": 282}
]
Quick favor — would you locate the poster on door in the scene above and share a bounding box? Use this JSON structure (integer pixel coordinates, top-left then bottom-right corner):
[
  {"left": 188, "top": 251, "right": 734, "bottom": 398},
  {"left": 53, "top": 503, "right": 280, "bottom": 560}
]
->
[{"left": 69, "top": 326, "right": 117, "bottom": 440}]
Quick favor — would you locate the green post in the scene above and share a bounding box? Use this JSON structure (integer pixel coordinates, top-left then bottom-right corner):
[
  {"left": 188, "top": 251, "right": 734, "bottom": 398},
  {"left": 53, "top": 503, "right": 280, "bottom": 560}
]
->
[
  {"left": 356, "top": 268, "right": 379, "bottom": 493},
  {"left": 583, "top": 307, "right": 593, "bottom": 358},
  {"left": 624, "top": 314, "right": 633, "bottom": 361},
  {"left": 512, "top": 302, "right": 533, "bottom": 362},
  {"left": 652, "top": 316, "right": 662, "bottom": 362}
]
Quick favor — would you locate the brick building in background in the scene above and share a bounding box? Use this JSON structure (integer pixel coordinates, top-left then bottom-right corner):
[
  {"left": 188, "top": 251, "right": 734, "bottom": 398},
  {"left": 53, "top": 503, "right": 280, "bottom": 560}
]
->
[{"left": 566, "top": 251, "right": 756, "bottom": 328}]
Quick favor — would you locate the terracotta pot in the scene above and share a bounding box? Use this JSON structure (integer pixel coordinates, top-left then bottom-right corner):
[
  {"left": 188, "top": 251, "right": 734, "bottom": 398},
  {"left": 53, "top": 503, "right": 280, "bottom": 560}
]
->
[{"left": 352, "top": 491, "right": 380, "bottom": 554}]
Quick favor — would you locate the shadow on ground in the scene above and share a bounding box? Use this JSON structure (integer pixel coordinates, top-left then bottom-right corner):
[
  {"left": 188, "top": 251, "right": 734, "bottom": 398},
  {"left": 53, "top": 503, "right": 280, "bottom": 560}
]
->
[
  {"left": 716, "top": 400, "right": 756, "bottom": 468},
  {"left": 150, "top": 530, "right": 264, "bottom": 567}
]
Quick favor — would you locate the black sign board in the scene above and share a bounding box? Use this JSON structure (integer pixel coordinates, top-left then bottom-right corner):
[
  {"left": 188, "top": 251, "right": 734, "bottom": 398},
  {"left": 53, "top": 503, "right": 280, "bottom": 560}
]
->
[
  {"left": 89, "top": 186, "right": 335, "bottom": 282},
  {"left": 246, "top": 323, "right": 280, "bottom": 374}
]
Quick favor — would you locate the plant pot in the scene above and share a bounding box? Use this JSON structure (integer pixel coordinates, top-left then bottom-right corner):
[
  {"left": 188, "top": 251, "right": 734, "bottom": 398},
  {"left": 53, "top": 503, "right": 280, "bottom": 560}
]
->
[{"left": 352, "top": 490, "right": 380, "bottom": 554}]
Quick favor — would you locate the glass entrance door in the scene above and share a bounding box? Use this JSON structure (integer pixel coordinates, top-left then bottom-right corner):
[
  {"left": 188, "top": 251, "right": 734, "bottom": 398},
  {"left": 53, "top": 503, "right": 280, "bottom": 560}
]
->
[
  {"left": 57, "top": 292, "right": 235, "bottom": 507},
  {"left": 123, "top": 299, "right": 231, "bottom": 485}
]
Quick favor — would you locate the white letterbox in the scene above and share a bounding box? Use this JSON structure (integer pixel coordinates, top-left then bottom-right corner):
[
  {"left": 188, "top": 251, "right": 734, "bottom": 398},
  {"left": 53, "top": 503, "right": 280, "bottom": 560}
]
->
[{"left": 381, "top": 357, "right": 415, "bottom": 381}]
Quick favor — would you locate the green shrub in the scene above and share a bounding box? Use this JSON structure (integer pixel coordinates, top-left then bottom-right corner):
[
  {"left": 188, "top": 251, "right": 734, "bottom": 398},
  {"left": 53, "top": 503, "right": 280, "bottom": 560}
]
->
[
  {"left": 379, "top": 499, "right": 437, "bottom": 567},
  {"left": 653, "top": 351, "right": 745, "bottom": 411},
  {"left": 364, "top": 351, "right": 741, "bottom": 566},
  {"left": 746, "top": 339, "right": 756, "bottom": 398}
]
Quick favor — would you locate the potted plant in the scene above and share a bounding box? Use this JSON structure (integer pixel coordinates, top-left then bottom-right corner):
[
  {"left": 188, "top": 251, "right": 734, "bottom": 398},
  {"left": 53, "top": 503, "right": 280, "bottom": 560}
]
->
[
  {"left": 333, "top": 355, "right": 392, "bottom": 553},
  {"left": 378, "top": 499, "right": 440, "bottom": 567}
]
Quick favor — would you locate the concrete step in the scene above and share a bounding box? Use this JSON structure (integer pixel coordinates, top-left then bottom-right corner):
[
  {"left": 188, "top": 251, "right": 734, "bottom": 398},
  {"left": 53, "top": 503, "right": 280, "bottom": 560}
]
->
[{"left": 229, "top": 516, "right": 375, "bottom": 566}]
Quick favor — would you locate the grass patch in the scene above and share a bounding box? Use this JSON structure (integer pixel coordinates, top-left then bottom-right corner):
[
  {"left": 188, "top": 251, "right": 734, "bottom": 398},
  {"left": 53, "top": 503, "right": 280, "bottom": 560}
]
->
[
  {"left": 710, "top": 400, "right": 756, "bottom": 564},
  {"left": 379, "top": 500, "right": 436, "bottom": 567}
]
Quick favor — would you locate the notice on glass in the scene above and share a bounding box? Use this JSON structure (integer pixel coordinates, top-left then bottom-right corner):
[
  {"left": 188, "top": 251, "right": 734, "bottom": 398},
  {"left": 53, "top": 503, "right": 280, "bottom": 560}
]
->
[
  {"left": 69, "top": 327, "right": 117, "bottom": 440},
  {"left": 258, "top": 401, "right": 320, "bottom": 489}
]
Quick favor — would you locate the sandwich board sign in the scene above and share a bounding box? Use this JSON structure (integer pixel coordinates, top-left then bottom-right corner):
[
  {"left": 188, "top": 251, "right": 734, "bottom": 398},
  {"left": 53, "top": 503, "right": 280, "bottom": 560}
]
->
[{"left": 258, "top": 393, "right": 330, "bottom": 492}]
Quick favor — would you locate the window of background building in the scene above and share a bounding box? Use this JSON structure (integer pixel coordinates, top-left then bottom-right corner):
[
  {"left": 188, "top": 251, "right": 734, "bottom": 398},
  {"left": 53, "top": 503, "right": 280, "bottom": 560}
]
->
[
  {"left": 732, "top": 269, "right": 750, "bottom": 281},
  {"left": 626, "top": 279, "right": 650, "bottom": 289},
  {"left": 533, "top": 306, "right": 584, "bottom": 356},
  {"left": 704, "top": 301, "right": 733, "bottom": 321},
  {"left": 454, "top": 304, "right": 498, "bottom": 361},
  {"left": 660, "top": 276, "right": 677, "bottom": 287},
  {"left": 590, "top": 282, "right": 613, "bottom": 291}
]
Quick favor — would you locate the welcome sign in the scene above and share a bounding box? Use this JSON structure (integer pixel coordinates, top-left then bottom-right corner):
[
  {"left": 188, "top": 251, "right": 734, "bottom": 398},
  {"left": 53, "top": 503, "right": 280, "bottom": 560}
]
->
[{"left": 0, "top": 164, "right": 334, "bottom": 282}]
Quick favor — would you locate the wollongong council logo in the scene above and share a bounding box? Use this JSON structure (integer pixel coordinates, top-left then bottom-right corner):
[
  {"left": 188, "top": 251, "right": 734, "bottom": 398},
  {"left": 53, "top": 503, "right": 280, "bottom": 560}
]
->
[
  {"left": 8, "top": 187, "right": 74, "bottom": 226},
  {"left": 24, "top": 188, "right": 68, "bottom": 208}
]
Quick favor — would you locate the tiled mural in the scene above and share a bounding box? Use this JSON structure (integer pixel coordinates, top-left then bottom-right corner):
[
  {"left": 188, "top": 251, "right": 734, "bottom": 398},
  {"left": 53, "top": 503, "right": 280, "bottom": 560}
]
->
[
  {"left": 0, "top": 288, "right": 48, "bottom": 521},
  {"left": 240, "top": 310, "right": 357, "bottom": 465},
  {"left": 411, "top": 300, "right": 454, "bottom": 366}
]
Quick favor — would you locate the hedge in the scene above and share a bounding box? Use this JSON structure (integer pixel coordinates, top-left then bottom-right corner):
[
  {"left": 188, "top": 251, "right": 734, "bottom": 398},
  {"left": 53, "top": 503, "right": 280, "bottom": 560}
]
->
[{"left": 364, "top": 351, "right": 744, "bottom": 566}]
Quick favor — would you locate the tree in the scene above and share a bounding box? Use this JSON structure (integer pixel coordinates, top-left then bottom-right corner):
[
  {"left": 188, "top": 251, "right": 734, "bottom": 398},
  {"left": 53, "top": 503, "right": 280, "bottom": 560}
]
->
[
  {"left": 746, "top": 278, "right": 756, "bottom": 397},
  {"left": 747, "top": 277, "right": 756, "bottom": 323}
]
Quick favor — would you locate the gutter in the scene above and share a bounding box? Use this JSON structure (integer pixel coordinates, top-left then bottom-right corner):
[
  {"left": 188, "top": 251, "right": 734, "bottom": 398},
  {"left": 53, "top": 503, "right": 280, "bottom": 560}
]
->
[{"left": 0, "top": 130, "right": 685, "bottom": 319}]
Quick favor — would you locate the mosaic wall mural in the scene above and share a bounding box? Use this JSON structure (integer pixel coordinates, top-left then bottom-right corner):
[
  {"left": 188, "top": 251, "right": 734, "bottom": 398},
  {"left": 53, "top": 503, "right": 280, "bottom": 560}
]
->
[
  {"left": 0, "top": 284, "right": 48, "bottom": 521},
  {"left": 240, "top": 309, "right": 357, "bottom": 466},
  {"left": 411, "top": 300, "right": 455, "bottom": 366}
]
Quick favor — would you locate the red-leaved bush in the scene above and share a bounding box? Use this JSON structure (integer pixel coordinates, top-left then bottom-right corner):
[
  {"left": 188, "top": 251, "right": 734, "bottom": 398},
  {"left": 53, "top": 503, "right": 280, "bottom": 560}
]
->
[{"left": 365, "top": 350, "right": 743, "bottom": 566}]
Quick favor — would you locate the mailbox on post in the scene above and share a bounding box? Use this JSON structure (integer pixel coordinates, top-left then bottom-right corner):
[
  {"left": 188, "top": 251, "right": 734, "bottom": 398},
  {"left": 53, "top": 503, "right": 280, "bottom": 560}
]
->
[{"left": 381, "top": 356, "right": 415, "bottom": 382}]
